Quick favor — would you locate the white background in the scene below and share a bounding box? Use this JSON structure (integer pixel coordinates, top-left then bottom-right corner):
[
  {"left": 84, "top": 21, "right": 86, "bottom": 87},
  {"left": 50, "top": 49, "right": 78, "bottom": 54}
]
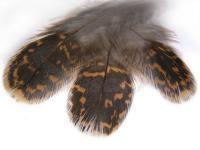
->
[{"left": 0, "top": 0, "right": 200, "bottom": 150}]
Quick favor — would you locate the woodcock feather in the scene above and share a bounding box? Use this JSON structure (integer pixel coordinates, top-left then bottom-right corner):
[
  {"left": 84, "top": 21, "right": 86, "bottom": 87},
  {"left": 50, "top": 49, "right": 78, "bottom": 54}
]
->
[{"left": 3, "top": 0, "right": 196, "bottom": 135}]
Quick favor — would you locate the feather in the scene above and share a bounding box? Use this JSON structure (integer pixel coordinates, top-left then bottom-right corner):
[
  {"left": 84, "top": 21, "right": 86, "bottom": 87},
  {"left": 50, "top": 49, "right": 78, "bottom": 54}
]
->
[
  {"left": 68, "top": 59, "right": 133, "bottom": 135},
  {"left": 4, "top": 33, "right": 81, "bottom": 103},
  {"left": 3, "top": 0, "right": 196, "bottom": 135}
]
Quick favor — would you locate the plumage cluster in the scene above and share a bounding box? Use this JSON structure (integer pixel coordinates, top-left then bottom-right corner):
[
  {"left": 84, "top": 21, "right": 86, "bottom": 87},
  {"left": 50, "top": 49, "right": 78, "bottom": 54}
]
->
[{"left": 3, "top": 0, "right": 196, "bottom": 135}]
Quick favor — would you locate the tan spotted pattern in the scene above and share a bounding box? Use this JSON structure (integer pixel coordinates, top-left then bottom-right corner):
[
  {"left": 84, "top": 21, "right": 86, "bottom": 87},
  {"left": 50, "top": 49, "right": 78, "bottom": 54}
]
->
[
  {"left": 69, "top": 61, "right": 134, "bottom": 135},
  {"left": 4, "top": 33, "right": 81, "bottom": 103},
  {"left": 144, "top": 42, "right": 196, "bottom": 102},
  {"left": 3, "top": 27, "right": 196, "bottom": 137}
]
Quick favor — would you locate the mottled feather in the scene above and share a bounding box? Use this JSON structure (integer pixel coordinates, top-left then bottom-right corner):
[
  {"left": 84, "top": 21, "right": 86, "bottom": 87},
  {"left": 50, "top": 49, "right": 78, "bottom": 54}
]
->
[
  {"left": 3, "top": 0, "right": 196, "bottom": 135},
  {"left": 68, "top": 60, "right": 133, "bottom": 135}
]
